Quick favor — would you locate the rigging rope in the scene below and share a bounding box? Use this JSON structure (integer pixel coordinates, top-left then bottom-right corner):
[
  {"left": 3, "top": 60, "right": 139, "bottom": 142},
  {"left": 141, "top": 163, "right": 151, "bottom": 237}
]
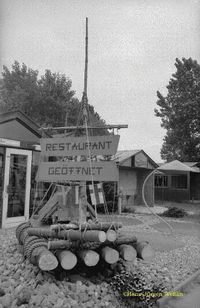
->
[{"left": 142, "top": 169, "right": 174, "bottom": 234}]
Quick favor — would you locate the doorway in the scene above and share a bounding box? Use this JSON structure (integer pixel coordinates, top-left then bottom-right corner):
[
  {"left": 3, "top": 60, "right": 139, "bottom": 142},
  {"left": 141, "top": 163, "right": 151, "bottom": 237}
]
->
[{"left": 2, "top": 148, "right": 32, "bottom": 228}]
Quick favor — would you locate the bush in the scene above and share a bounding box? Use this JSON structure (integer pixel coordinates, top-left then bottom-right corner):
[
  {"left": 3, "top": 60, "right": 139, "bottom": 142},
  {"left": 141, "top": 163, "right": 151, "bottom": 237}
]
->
[
  {"left": 122, "top": 207, "right": 135, "bottom": 214},
  {"left": 161, "top": 207, "right": 187, "bottom": 218}
]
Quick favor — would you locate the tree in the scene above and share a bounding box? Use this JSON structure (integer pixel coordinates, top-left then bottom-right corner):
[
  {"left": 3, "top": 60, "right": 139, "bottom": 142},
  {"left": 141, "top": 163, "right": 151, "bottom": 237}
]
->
[
  {"left": 154, "top": 57, "right": 200, "bottom": 162},
  {"left": 0, "top": 61, "right": 107, "bottom": 130}
]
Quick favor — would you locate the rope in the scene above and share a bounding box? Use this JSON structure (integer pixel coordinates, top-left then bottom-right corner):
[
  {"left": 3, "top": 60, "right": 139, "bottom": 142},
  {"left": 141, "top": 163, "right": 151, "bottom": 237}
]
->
[
  {"left": 31, "top": 182, "right": 54, "bottom": 217},
  {"left": 142, "top": 169, "right": 174, "bottom": 234}
]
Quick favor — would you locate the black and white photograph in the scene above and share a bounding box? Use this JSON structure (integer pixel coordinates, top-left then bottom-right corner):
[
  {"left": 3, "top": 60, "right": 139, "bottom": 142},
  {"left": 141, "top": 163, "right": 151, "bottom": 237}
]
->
[{"left": 0, "top": 0, "right": 200, "bottom": 307}]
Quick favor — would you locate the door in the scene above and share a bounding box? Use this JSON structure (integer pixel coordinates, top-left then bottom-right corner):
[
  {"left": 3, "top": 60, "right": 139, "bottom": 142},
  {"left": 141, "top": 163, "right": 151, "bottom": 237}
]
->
[{"left": 2, "top": 148, "right": 32, "bottom": 228}]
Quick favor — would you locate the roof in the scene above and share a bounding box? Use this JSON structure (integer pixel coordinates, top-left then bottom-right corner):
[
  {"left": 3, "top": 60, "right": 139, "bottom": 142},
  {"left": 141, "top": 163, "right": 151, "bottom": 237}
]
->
[
  {"left": 0, "top": 110, "right": 41, "bottom": 138},
  {"left": 113, "top": 150, "right": 141, "bottom": 163},
  {"left": 157, "top": 160, "right": 199, "bottom": 173},
  {"left": 113, "top": 149, "right": 158, "bottom": 168},
  {"left": 183, "top": 162, "right": 199, "bottom": 167}
]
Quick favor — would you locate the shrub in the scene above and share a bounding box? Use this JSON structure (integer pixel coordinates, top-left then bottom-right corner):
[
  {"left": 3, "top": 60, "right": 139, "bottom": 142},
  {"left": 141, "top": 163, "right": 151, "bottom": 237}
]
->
[
  {"left": 122, "top": 207, "right": 135, "bottom": 214},
  {"left": 161, "top": 207, "right": 187, "bottom": 218}
]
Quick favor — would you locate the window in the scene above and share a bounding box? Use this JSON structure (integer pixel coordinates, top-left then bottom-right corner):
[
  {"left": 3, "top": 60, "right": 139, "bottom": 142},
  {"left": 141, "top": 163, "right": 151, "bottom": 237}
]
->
[
  {"left": 155, "top": 175, "right": 168, "bottom": 188},
  {"left": 131, "top": 156, "right": 135, "bottom": 167},
  {"left": 171, "top": 175, "right": 187, "bottom": 189}
]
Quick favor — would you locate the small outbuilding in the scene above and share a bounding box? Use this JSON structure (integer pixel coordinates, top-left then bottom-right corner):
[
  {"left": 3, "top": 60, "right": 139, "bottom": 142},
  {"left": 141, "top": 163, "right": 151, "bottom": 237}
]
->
[
  {"left": 155, "top": 160, "right": 200, "bottom": 202},
  {"left": 0, "top": 110, "right": 41, "bottom": 228}
]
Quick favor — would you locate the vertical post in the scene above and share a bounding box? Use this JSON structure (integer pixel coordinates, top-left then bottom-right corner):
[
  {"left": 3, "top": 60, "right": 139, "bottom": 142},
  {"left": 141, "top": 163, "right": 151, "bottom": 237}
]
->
[
  {"left": 79, "top": 182, "right": 87, "bottom": 223},
  {"left": 84, "top": 17, "right": 88, "bottom": 97},
  {"left": 118, "top": 188, "right": 122, "bottom": 215}
]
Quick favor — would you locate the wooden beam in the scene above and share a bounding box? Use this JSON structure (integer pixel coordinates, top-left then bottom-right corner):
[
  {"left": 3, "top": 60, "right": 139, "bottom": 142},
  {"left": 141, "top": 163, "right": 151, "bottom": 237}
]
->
[{"left": 40, "top": 124, "right": 128, "bottom": 131}]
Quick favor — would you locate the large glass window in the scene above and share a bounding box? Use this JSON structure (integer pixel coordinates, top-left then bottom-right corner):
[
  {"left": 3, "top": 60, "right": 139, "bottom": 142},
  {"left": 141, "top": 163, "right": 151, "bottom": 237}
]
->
[
  {"left": 7, "top": 154, "right": 27, "bottom": 217},
  {"left": 171, "top": 175, "right": 187, "bottom": 189}
]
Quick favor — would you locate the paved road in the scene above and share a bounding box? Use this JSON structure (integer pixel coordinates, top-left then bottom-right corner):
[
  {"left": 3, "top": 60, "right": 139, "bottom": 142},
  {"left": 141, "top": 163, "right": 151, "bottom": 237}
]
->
[
  {"left": 161, "top": 286, "right": 200, "bottom": 308},
  {"left": 152, "top": 221, "right": 200, "bottom": 237}
]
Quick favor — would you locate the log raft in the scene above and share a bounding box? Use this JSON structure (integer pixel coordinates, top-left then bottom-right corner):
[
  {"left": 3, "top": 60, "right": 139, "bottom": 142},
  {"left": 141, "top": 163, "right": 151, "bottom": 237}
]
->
[{"left": 16, "top": 221, "right": 155, "bottom": 272}]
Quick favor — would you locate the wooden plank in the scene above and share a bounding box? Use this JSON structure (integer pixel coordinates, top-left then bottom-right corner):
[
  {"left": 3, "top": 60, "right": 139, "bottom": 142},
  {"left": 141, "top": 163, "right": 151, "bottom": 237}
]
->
[
  {"left": 36, "top": 161, "right": 119, "bottom": 182},
  {"left": 40, "top": 135, "right": 120, "bottom": 156}
]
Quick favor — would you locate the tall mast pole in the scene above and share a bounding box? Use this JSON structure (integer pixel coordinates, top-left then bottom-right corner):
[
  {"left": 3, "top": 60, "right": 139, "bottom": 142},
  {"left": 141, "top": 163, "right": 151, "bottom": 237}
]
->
[
  {"left": 84, "top": 17, "right": 88, "bottom": 98},
  {"left": 82, "top": 17, "right": 88, "bottom": 121}
]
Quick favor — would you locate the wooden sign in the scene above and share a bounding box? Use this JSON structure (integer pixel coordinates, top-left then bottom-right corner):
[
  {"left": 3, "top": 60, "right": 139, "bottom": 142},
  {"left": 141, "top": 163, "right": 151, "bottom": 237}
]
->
[
  {"left": 40, "top": 135, "right": 120, "bottom": 156},
  {"left": 36, "top": 161, "right": 119, "bottom": 182}
]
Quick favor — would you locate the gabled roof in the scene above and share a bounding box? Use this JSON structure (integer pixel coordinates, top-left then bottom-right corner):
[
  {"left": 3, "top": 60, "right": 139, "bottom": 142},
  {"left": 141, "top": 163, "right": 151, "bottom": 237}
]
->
[
  {"left": 158, "top": 160, "right": 199, "bottom": 173},
  {"left": 0, "top": 110, "right": 41, "bottom": 138},
  {"left": 113, "top": 150, "right": 141, "bottom": 163},
  {"left": 183, "top": 162, "right": 199, "bottom": 167},
  {"left": 113, "top": 149, "right": 158, "bottom": 168}
]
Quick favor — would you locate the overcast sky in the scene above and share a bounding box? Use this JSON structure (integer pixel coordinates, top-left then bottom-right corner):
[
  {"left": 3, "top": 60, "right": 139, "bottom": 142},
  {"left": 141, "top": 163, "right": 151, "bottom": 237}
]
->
[{"left": 1, "top": 0, "right": 200, "bottom": 162}]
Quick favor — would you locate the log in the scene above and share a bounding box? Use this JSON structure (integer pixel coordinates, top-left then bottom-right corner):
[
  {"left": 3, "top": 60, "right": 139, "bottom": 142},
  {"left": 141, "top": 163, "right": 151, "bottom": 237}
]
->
[
  {"left": 48, "top": 240, "right": 73, "bottom": 250},
  {"left": 79, "top": 250, "right": 100, "bottom": 266},
  {"left": 31, "top": 246, "right": 58, "bottom": 271},
  {"left": 101, "top": 246, "right": 119, "bottom": 264},
  {"left": 28, "top": 228, "right": 106, "bottom": 243},
  {"left": 106, "top": 230, "right": 117, "bottom": 242},
  {"left": 59, "top": 230, "right": 106, "bottom": 242},
  {"left": 48, "top": 222, "right": 122, "bottom": 231},
  {"left": 57, "top": 250, "right": 77, "bottom": 270},
  {"left": 134, "top": 241, "right": 155, "bottom": 262},
  {"left": 118, "top": 244, "right": 137, "bottom": 261},
  {"left": 47, "top": 240, "right": 101, "bottom": 251},
  {"left": 50, "top": 223, "right": 78, "bottom": 231},
  {"left": 28, "top": 228, "right": 57, "bottom": 238},
  {"left": 114, "top": 235, "right": 137, "bottom": 246}
]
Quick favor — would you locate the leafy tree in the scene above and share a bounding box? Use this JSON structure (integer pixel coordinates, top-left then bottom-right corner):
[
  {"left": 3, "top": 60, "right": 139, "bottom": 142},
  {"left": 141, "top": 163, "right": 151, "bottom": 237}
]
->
[
  {"left": 155, "top": 57, "right": 200, "bottom": 162},
  {"left": 0, "top": 61, "right": 107, "bottom": 130}
]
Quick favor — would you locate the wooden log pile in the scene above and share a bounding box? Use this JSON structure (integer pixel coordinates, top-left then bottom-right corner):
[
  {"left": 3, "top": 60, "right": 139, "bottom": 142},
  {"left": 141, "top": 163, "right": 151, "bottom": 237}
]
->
[{"left": 15, "top": 221, "right": 155, "bottom": 272}]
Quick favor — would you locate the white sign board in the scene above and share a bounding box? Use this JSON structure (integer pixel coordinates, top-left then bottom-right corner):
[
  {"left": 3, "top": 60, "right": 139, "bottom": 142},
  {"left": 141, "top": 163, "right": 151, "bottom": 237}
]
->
[
  {"left": 40, "top": 135, "right": 120, "bottom": 156},
  {"left": 36, "top": 161, "right": 119, "bottom": 182}
]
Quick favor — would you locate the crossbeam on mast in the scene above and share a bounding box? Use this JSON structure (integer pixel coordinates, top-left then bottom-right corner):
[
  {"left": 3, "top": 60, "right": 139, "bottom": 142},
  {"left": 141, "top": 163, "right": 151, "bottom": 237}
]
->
[{"left": 39, "top": 124, "right": 128, "bottom": 131}]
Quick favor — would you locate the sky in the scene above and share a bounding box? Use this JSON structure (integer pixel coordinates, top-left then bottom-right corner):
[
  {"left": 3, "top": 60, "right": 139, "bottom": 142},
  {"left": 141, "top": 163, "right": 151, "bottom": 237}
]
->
[{"left": 0, "top": 0, "right": 200, "bottom": 162}]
